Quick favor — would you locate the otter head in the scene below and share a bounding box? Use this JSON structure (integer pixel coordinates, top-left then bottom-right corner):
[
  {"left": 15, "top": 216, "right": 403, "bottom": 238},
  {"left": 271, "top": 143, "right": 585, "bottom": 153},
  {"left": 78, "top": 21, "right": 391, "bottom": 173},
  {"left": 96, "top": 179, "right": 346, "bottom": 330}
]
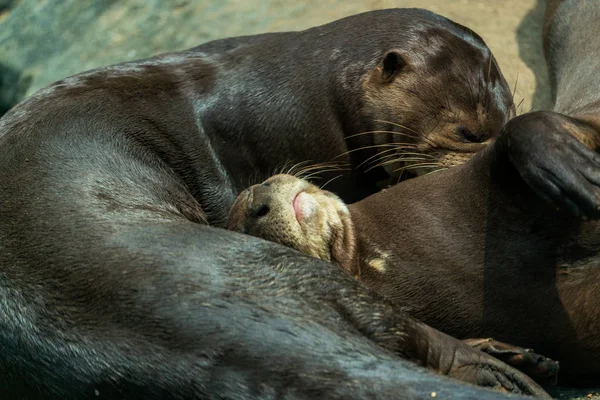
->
[
  {"left": 227, "top": 174, "right": 357, "bottom": 274},
  {"left": 359, "top": 26, "right": 515, "bottom": 178}
]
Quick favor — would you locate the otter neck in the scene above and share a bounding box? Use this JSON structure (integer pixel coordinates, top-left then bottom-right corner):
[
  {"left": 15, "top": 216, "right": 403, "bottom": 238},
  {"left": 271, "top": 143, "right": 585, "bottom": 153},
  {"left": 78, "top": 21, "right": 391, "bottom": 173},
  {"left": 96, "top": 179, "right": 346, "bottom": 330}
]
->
[
  {"left": 343, "top": 146, "right": 527, "bottom": 281},
  {"left": 203, "top": 46, "right": 381, "bottom": 201}
]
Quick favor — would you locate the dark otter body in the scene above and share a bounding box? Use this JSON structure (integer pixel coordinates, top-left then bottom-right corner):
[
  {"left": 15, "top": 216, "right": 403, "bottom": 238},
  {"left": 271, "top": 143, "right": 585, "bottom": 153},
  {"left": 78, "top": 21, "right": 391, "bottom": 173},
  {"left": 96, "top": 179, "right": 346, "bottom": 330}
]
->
[
  {"left": 0, "top": 221, "right": 551, "bottom": 399},
  {"left": 0, "top": 8, "right": 553, "bottom": 400}
]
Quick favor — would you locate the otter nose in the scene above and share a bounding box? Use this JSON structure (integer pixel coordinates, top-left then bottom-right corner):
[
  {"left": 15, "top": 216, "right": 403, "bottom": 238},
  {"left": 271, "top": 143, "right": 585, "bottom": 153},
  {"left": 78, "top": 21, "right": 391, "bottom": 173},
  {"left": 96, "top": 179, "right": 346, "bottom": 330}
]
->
[
  {"left": 247, "top": 183, "right": 273, "bottom": 219},
  {"left": 457, "top": 126, "right": 485, "bottom": 143},
  {"left": 248, "top": 202, "right": 270, "bottom": 219}
]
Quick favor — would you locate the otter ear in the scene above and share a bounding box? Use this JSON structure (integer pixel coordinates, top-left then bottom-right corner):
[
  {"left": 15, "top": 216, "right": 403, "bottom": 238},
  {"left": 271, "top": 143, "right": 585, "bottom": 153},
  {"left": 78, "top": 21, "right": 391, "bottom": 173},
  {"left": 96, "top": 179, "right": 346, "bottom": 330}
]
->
[{"left": 379, "top": 50, "right": 407, "bottom": 83}]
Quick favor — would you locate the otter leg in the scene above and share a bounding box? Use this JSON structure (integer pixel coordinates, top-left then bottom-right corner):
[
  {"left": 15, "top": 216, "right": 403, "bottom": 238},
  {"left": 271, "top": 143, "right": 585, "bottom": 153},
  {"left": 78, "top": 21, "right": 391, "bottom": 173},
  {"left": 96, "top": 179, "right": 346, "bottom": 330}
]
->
[{"left": 464, "top": 338, "right": 559, "bottom": 384}]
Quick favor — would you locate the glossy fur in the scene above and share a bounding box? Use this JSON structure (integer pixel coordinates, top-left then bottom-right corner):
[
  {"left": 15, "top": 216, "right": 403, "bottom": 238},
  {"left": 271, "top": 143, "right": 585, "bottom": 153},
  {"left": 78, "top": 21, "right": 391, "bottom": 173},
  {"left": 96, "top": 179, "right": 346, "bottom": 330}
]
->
[{"left": 0, "top": 8, "right": 546, "bottom": 400}]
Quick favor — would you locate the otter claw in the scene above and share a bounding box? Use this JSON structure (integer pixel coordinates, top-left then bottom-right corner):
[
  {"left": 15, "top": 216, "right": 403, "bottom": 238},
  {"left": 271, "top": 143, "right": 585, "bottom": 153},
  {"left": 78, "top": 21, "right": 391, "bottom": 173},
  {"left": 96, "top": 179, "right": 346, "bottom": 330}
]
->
[{"left": 465, "top": 338, "right": 560, "bottom": 384}]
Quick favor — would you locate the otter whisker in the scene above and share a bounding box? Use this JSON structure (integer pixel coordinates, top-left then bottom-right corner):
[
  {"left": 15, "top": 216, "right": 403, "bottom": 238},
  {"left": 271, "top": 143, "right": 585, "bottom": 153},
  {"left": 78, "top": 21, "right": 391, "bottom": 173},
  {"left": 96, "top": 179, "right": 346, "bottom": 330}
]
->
[
  {"left": 295, "top": 163, "right": 349, "bottom": 177},
  {"left": 397, "top": 168, "right": 408, "bottom": 184},
  {"left": 375, "top": 120, "right": 440, "bottom": 148},
  {"left": 372, "top": 119, "right": 420, "bottom": 136},
  {"left": 344, "top": 129, "right": 419, "bottom": 142},
  {"left": 298, "top": 168, "right": 349, "bottom": 180},
  {"left": 296, "top": 162, "right": 348, "bottom": 173},
  {"left": 366, "top": 157, "right": 433, "bottom": 173},
  {"left": 365, "top": 164, "right": 388, "bottom": 173},
  {"left": 293, "top": 160, "right": 349, "bottom": 176},
  {"left": 347, "top": 127, "right": 431, "bottom": 149},
  {"left": 367, "top": 152, "right": 436, "bottom": 168},
  {"left": 363, "top": 150, "right": 434, "bottom": 170},
  {"left": 357, "top": 146, "right": 425, "bottom": 169},
  {"left": 376, "top": 157, "right": 433, "bottom": 167},
  {"left": 511, "top": 65, "right": 520, "bottom": 110},
  {"left": 393, "top": 163, "right": 441, "bottom": 173},
  {"left": 423, "top": 167, "right": 449, "bottom": 176},
  {"left": 284, "top": 160, "right": 314, "bottom": 176},
  {"left": 277, "top": 160, "right": 293, "bottom": 175},
  {"left": 516, "top": 98, "right": 525, "bottom": 116},
  {"left": 286, "top": 161, "right": 306, "bottom": 176},
  {"left": 320, "top": 174, "right": 344, "bottom": 190},
  {"left": 334, "top": 142, "right": 410, "bottom": 159},
  {"left": 273, "top": 160, "right": 292, "bottom": 176},
  {"left": 292, "top": 160, "right": 339, "bottom": 176},
  {"left": 295, "top": 169, "right": 342, "bottom": 181},
  {"left": 295, "top": 161, "right": 350, "bottom": 176},
  {"left": 300, "top": 168, "right": 349, "bottom": 182},
  {"left": 360, "top": 152, "right": 436, "bottom": 169},
  {"left": 374, "top": 119, "right": 436, "bottom": 146},
  {"left": 358, "top": 148, "right": 400, "bottom": 169},
  {"left": 394, "top": 151, "right": 436, "bottom": 159},
  {"left": 246, "top": 170, "right": 261, "bottom": 187},
  {"left": 357, "top": 147, "right": 400, "bottom": 164},
  {"left": 296, "top": 168, "right": 348, "bottom": 179},
  {"left": 396, "top": 161, "right": 441, "bottom": 169}
]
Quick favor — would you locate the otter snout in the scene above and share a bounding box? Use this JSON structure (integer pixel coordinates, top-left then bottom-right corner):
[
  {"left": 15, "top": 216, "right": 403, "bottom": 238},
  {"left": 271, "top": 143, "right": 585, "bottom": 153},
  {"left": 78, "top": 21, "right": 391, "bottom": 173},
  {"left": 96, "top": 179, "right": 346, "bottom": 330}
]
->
[
  {"left": 226, "top": 174, "right": 356, "bottom": 268},
  {"left": 226, "top": 175, "right": 307, "bottom": 235},
  {"left": 246, "top": 182, "right": 275, "bottom": 220}
]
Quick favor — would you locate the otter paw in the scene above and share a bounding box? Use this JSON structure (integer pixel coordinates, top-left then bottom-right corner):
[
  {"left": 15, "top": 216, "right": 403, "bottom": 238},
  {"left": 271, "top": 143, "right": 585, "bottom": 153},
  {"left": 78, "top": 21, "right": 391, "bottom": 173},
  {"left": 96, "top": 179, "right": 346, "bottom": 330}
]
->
[
  {"left": 499, "top": 111, "right": 600, "bottom": 219},
  {"left": 464, "top": 338, "right": 559, "bottom": 384},
  {"left": 442, "top": 343, "right": 551, "bottom": 398}
]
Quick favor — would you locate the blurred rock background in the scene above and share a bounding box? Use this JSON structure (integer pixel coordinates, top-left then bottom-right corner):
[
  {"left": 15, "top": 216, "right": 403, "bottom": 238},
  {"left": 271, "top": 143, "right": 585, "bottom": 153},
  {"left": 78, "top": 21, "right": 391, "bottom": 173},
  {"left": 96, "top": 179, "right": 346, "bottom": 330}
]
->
[
  {"left": 0, "top": 1, "right": 598, "bottom": 398},
  {"left": 0, "top": 0, "right": 552, "bottom": 116}
]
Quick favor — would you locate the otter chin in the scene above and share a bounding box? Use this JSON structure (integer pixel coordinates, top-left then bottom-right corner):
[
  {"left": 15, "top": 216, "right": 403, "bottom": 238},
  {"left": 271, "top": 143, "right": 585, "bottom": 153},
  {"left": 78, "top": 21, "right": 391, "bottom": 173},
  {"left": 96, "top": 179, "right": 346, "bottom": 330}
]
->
[{"left": 227, "top": 174, "right": 357, "bottom": 272}]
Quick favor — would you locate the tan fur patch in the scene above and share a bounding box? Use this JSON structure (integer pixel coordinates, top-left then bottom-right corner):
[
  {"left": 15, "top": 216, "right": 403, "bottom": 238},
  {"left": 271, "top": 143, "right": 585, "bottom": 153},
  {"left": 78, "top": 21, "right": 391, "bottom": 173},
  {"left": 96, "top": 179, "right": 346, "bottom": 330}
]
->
[
  {"left": 563, "top": 118, "right": 599, "bottom": 150},
  {"left": 368, "top": 258, "right": 387, "bottom": 273},
  {"left": 366, "top": 249, "right": 392, "bottom": 274}
]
